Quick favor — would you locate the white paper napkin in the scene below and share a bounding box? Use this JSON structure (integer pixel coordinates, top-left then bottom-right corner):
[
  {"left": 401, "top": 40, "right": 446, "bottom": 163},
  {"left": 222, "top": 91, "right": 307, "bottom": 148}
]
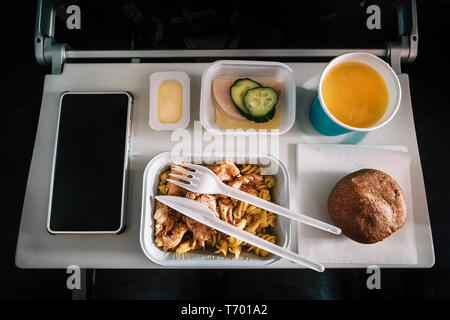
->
[{"left": 296, "top": 144, "right": 417, "bottom": 266}]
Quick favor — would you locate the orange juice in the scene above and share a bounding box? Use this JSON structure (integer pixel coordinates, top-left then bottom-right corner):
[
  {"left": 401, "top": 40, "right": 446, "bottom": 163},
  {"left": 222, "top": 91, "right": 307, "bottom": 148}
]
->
[{"left": 321, "top": 61, "right": 389, "bottom": 128}]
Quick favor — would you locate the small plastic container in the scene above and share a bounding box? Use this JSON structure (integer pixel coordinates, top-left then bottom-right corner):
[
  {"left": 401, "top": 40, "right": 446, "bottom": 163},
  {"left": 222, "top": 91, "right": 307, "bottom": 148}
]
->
[
  {"left": 200, "top": 60, "right": 296, "bottom": 135},
  {"left": 140, "top": 151, "right": 291, "bottom": 267},
  {"left": 149, "top": 71, "right": 190, "bottom": 130}
]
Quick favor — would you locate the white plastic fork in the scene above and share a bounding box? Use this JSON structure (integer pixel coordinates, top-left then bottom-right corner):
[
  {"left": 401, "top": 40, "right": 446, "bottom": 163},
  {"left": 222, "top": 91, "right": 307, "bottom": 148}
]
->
[{"left": 168, "top": 163, "right": 341, "bottom": 235}]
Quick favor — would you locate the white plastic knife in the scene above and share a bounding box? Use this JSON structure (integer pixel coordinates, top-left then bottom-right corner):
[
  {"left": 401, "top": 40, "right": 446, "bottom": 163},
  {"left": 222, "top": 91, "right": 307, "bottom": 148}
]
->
[{"left": 156, "top": 195, "right": 325, "bottom": 272}]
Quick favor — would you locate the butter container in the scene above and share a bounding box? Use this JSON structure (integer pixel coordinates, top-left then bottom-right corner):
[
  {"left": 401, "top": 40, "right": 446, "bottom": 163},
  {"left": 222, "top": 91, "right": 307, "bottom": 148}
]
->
[
  {"left": 140, "top": 151, "right": 291, "bottom": 267},
  {"left": 149, "top": 71, "right": 190, "bottom": 130}
]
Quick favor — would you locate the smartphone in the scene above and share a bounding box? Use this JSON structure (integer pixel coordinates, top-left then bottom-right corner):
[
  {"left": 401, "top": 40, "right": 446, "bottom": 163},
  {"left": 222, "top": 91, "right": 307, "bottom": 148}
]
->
[{"left": 47, "top": 92, "right": 132, "bottom": 234}]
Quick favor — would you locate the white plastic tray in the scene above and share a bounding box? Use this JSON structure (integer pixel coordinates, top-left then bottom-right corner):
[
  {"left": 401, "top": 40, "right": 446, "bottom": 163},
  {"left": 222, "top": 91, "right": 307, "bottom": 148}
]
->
[{"left": 15, "top": 62, "right": 434, "bottom": 269}]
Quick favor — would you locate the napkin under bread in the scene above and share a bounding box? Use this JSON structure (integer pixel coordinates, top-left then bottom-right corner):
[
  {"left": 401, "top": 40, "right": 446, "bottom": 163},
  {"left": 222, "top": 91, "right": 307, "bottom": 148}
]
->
[{"left": 296, "top": 144, "right": 417, "bottom": 266}]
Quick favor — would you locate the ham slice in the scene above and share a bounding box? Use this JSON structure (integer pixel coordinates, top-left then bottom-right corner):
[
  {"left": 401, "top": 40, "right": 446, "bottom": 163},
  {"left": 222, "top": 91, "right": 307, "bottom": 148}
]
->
[{"left": 212, "top": 78, "right": 247, "bottom": 120}]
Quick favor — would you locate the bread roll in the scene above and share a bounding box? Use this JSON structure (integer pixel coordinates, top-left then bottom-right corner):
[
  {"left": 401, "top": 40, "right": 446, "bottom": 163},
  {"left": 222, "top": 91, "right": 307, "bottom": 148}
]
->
[{"left": 328, "top": 169, "right": 407, "bottom": 244}]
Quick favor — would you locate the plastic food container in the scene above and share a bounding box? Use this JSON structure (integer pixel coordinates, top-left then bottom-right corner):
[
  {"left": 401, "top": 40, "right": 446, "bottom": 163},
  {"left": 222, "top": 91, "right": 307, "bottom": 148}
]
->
[
  {"left": 149, "top": 71, "right": 190, "bottom": 130},
  {"left": 200, "top": 60, "right": 296, "bottom": 135},
  {"left": 140, "top": 151, "right": 291, "bottom": 267}
]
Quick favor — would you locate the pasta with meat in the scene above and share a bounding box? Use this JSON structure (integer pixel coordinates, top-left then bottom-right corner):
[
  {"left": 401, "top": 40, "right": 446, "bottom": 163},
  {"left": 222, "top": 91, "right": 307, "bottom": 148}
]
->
[{"left": 153, "top": 161, "right": 277, "bottom": 259}]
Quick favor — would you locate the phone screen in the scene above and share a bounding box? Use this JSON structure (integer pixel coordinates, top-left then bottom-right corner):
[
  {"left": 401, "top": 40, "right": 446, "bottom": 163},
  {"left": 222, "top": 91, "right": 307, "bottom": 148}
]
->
[{"left": 48, "top": 92, "right": 131, "bottom": 233}]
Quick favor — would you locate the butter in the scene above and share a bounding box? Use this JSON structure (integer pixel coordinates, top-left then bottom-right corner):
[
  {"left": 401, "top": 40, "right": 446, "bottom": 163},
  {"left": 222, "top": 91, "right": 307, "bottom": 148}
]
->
[{"left": 157, "top": 80, "right": 183, "bottom": 124}]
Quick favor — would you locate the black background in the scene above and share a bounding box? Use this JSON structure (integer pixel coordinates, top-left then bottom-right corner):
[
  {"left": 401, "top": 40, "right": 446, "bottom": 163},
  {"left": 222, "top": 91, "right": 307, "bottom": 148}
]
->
[{"left": 1, "top": 0, "right": 450, "bottom": 300}]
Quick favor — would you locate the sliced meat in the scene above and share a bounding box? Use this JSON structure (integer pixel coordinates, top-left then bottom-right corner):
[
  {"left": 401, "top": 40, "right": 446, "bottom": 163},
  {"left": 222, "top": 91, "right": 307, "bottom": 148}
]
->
[
  {"left": 235, "top": 219, "right": 247, "bottom": 229},
  {"left": 228, "top": 176, "right": 248, "bottom": 190},
  {"left": 155, "top": 222, "right": 189, "bottom": 251},
  {"left": 166, "top": 180, "right": 186, "bottom": 196},
  {"left": 183, "top": 216, "right": 216, "bottom": 247},
  {"left": 228, "top": 174, "right": 263, "bottom": 196},
  {"left": 155, "top": 223, "right": 163, "bottom": 235},
  {"left": 185, "top": 191, "right": 198, "bottom": 200},
  {"left": 218, "top": 198, "right": 246, "bottom": 229},
  {"left": 154, "top": 200, "right": 177, "bottom": 235},
  {"left": 218, "top": 198, "right": 233, "bottom": 222},
  {"left": 166, "top": 164, "right": 191, "bottom": 196},
  {"left": 198, "top": 194, "right": 220, "bottom": 218},
  {"left": 186, "top": 192, "right": 220, "bottom": 218},
  {"left": 212, "top": 78, "right": 246, "bottom": 120},
  {"left": 208, "top": 160, "right": 241, "bottom": 182},
  {"left": 182, "top": 192, "right": 220, "bottom": 246}
]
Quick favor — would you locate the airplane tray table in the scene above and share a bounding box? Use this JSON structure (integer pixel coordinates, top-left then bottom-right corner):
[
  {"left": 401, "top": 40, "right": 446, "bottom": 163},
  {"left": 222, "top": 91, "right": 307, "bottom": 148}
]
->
[{"left": 15, "top": 62, "right": 434, "bottom": 269}]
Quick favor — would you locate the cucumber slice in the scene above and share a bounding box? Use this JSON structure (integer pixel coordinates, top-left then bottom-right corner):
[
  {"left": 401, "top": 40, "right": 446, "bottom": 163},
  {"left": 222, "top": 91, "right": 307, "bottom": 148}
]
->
[
  {"left": 243, "top": 87, "right": 278, "bottom": 122},
  {"left": 230, "top": 78, "right": 261, "bottom": 115}
]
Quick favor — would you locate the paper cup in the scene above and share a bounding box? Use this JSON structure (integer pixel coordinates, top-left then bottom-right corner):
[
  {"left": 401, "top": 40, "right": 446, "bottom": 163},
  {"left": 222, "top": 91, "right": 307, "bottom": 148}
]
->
[{"left": 309, "top": 52, "right": 401, "bottom": 136}]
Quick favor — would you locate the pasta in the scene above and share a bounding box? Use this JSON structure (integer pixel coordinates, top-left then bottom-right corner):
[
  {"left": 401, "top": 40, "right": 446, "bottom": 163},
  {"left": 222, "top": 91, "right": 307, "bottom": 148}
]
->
[
  {"left": 206, "top": 233, "right": 219, "bottom": 247},
  {"left": 247, "top": 233, "right": 276, "bottom": 257},
  {"left": 240, "top": 164, "right": 261, "bottom": 175},
  {"left": 176, "top": 239, "right": 197, "bottom": 254},
  {"left": 264, "top": 176, "right": 276, "bottom": 188},
  {"left": 157, "top": 170, "right": 170, "bottom": 195},
  {"left": 154, "top": 162, "right": 278, "bottom": 259},
  {"left": 214, "top": 239, "right": 228, "bottom": 256}
]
